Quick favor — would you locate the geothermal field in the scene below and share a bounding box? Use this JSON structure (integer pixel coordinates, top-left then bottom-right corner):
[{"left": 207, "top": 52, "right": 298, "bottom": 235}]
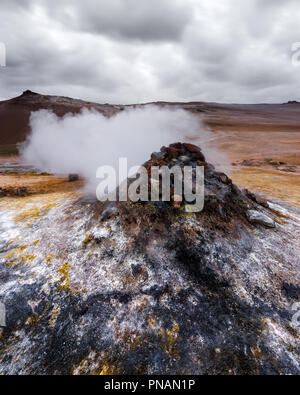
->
[{"left": 0, "top": 91, "right": 299, "bottom": 375}]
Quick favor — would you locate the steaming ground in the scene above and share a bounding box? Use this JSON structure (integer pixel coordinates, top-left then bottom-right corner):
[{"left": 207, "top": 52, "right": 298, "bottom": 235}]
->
[
  {"left": 0, "top": 165, "right": 300, "bottom": 374},
  {"left": 20, "top": 106, "right": 224, "bottom": 194},
  {"left": 1, "top": 98, "right": 300, "bottom": 374}
]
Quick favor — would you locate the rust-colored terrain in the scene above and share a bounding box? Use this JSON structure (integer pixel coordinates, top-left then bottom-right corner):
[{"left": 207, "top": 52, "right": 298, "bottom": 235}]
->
[
  {"left": 0, "top": 91, "right": 299, "bottom": 207},
  {"left": 198, "top": 102, "right": 300, "bottom": 207},
  {"left": 1, "top": 92, "right": 300, "bottom": 375}
]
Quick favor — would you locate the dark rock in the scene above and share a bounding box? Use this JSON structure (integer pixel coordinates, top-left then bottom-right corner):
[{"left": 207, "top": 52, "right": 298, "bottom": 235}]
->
[
  {"left": 0, "top": 187, "right": 27, "bottom": 197},
  {"left": 68, "top": 174, "right": 79, "bottom": 182},
  {"left": 280, "top": 166, "right": 297, "bottom": 173},
  {"left": 244, "top": 190, "right": 269, "bottom": 208},
  {"left": 165, "top": 147, "right": 181, "bottom": 159},
  {"left": 255, "top": 196, "right": 269, "bottom": 209},
  {"left": 281, "top": 282, "right": 300, "bottom": 300},
  {"left": 22, "top": 90, "right": 38, "bottom": 96},
  {"left": 15, "top": 187, "right": 27, "bottom": 197},
  {"left": 169, "top": 142, "right": 185, "bottom": 153},
  {"left": 218, "top": 173, "right": 232, "bottom": 185},
  {"left": 191, "top": 152, "right": 206, "bottom": 161},
  {"left": 231, "top": 184, "right": 240, "bottom": 195},
  {"left": 242, "top": 159, "right": 254, "bottom": 166},
  {"left": 183, "top": 143, "right": 202, "bottom": 153}
]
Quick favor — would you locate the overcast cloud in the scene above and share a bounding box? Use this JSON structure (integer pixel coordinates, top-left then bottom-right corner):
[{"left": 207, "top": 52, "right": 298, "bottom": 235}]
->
[{"left": 0, "top": 0, "right": 300, "bottom": 103}]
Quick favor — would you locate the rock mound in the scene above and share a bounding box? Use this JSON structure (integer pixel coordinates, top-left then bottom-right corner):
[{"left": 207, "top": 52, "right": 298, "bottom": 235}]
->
[
  {"left": 122, "top": 142, "right": 275, "bottom": 228},
  {"left": 0, "top": 144, "right": 299, "bottom": 375}
]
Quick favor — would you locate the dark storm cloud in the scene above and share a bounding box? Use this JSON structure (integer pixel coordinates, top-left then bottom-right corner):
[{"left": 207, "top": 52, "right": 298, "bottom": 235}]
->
[
  {"left": 0, "top": 0, "right": 299, "bottom": 103},
  {"left": 43, "top": 0, "right": 193, "bottom": 42}
]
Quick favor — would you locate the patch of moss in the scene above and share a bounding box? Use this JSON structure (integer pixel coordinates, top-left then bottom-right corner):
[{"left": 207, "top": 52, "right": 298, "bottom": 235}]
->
[
  {"left": 98, "top": 363, "right": 117, "bottom": 375},
  {"left": 26, "top": 313, "right": 39, "bottom": 327},
  {"left": 72, "top": 355, "right": 121, "bottom": 375},
  {"left": 270, "top": 207, "right": 291, "bottom": 220},
  {"left": 45, "top": 254, "right": 54, "bottom": 266},
  {"left": 0, "top": 146, "right": 19, "bottom": 155},
  {"left": 56, "top": 263, "right": 72, "bottom": 293},
  {"left": 49, "top": 304, "right": 61, "bottom": 328},
  {"left": 14, "top": 202, "right": 59, "bottom": 224},
  {"left": 82, "top": 233, "right": 93, "bottom": 248},
  {"left": 4, "top": 245, "right": 35, "bottom": 267},
  {"left": 275, "top": 218, "right": 289, "bottom": 225},
  {"left": 56, "top": 263, "right": 88, "bottom": 295},
  {"left": 162, "top": 323, "right": 180, "bottom": 359}
]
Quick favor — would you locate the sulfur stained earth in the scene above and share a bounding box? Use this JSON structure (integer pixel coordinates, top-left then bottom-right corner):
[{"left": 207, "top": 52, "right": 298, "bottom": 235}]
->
[
  {"left": 193, "top": 102, "right": 300, "bottom": 209},
  {"left": 0, "top": 148, "right": 300, "bottom": 375},
  {"left": 0, "top": 93, "right": 300, "bottom": 374}
]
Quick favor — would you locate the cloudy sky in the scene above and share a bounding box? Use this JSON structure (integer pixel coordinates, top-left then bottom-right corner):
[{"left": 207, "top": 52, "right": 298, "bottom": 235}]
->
[{"left": 0, "top": 0, "right": 300, "bottom": 104}]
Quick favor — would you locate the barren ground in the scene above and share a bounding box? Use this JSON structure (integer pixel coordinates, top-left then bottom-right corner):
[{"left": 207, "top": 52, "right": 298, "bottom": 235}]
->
[
  {"left": 0, "top": 94, "right": 299, "bottom": 208},
  {"left": 199, "top": 104, "right": 300, "bottom": 208}
]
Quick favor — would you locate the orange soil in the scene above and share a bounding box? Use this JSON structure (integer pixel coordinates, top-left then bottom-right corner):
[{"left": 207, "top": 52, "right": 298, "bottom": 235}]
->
[
  {"left": 0, "top": 155, "right": 20, "bottom": 165},
  {"left": 204, "top": 122, "right": 300, "bottom": 208},
  {"left": 0, "top": 173, "right": 83, "bottom": 195}
]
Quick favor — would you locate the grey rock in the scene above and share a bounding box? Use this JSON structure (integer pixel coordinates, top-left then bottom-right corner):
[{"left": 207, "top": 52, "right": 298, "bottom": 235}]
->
[
  {"left": 246, "top": 210, "right": 275, "bottom": 228},
  {"left": 178, "top": 155, "right": 191, "bottom": 163},
  {"left": 100, "top": 203, "right": 119, "bottom": 221},
  {"left": 151, "top": 151, "right": 165, "bottom": 160}
]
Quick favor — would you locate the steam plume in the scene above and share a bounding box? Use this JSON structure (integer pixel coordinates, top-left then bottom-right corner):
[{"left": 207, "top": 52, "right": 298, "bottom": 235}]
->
[{"left": 21, "top": 106, "right": 224, "bottom": 194}]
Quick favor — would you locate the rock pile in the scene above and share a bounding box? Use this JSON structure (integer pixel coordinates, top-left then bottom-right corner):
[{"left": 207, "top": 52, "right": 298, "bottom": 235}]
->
[
  {"left": 126, "top": 142, "right": 277, "bottom": 229},
  {"left": 233, "top": 158, "right": 298, "bottom": 173},
  {"left": 0, "top": 186, "right": 27, "bottom": 197},
  {"left": 141, "top": 142, "right": 209, "bottom": 209}
]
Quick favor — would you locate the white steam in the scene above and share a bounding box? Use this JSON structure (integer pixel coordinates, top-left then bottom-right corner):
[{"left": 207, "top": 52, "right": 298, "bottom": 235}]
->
[{"left": 21, "top": 106, "right": 221, "bottom": 194}]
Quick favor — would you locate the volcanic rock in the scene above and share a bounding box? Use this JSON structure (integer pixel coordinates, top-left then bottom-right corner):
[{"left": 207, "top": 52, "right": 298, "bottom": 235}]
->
[
  {"left": 169, "top": 142, "right": 186, "bottom": 153},
  {"left": 100, "top": 203, "right": 119, "bottom": 222},
  {"left": 178, "top": 155, "right": 191, "bottom": 163},
  {"left": 244, "top": 189, "right": 270, "bottom": 208},
  {"left": 246, "top": 210, "right": 275, "bottom": 228},
  {"left": 183, "top": 143, "right": 202, "bottom": 153},
  {"left": 68, "top": 174, "right": 79, "bottom": 182},
  {"left": 151, "top": 152, "right": 165, "bottom": 161},
  {"left": 191, "top": 152, "right": 206, "bottom": 161},
  {"left": 165, "top": 147, "right": 181, "bottom": 159}
]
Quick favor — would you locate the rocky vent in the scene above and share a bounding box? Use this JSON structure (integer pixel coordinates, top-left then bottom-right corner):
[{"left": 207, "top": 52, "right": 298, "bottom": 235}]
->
[
  {"left": 1, "top": 143, "right": 299, "bottom": 375},
  {"left": 120, "top": 142, "right": 275, "bottom": 228}
]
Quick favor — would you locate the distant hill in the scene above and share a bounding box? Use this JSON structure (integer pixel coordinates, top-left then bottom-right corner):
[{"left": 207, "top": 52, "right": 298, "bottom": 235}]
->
[
  {"left": 0, "top": 90, "right": 120, "bottom": 150},
  {"left": 1, "top": 90, "right": 300, "bottom": 151}
]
